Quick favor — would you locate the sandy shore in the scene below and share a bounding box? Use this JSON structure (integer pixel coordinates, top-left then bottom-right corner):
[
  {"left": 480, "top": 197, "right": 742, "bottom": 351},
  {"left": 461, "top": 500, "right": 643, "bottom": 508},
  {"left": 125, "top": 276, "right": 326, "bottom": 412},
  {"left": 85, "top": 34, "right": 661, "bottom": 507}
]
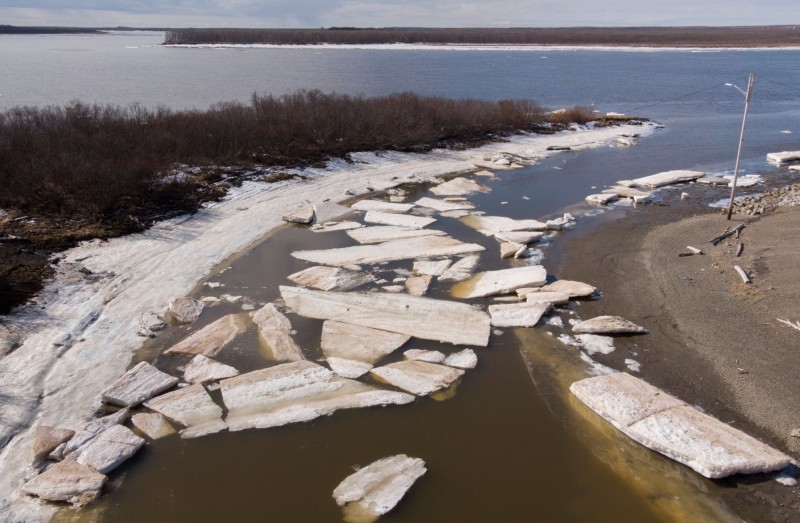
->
[{"left": 555, "top": 198, "right": 800, "bottom": 521}]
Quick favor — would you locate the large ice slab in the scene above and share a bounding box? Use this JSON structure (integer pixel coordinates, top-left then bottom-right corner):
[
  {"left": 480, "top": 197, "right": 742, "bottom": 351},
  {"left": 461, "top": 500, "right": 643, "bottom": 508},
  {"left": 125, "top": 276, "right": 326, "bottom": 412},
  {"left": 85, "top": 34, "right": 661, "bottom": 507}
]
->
[
  {"left": 220, "top": 361, "right": 414, "bottom": 431},
  {"left": 250, "top": 304, "right": 304, "bottom": 362},
  {"left": 767, "top": 150, "right": 800, "bottom": 164},
  {"left": 430, "top": 178, "right": 489, "bottom": 196},
  {"left": 363, "top": 211, "right": 436, "bottom": 229},
  {"left": 131, "top": 412, "right": 176, "bottom": 440},
  {"left": 75, "top": 424, "right": 144, "bottom": 474},
  {"left": 371, "top": 360, "right": 464, "bottom": 396},
  {"left": 621, "top": 170, "right": 704, "bottom": 188},
  {"left": 333, "top": 454, "right": 426, "bottom": 522},
  {"left": 165, "top": 314, "right": 246, "bottom": 357},
  {"left": 570, "top": 373, "right": 792, "bottom": 478},
  {"left": 321, "top": 321, "right": 410, "bottom": 364},
  {"left": 288, "top": 265, "right": 376, "bottom": 291},
  {"left": 313, "top": 201, "right": 352, "bottom": 223},
  {"left": 351, "top": 200, "right": 415, "bottom": 213},
  {"left": 144, "top": 383, "right": 226, "bottom": 439},
  {"left": 461, "top": 215, "right": 546, "bottom": 235},
  {"left": 21, "top": 458, "right": 106, "bottom": 507},
  {"left": 292, "top": 236, "right": 484, "bottom": 267},
  {"left": 281, "top": 286, "right": 491, "bottom": 347},
  {"left": 100, "top": 361, "right": 178, "bottom": 407},
  {"left": 451, "top": 265, "right": 547, "bottom": 299},
  {"left": 167, "top": 297, "right": 204, "bottom": 324},
  {"left": 346, "top": 226, "right": 446, "bottom": 245}
]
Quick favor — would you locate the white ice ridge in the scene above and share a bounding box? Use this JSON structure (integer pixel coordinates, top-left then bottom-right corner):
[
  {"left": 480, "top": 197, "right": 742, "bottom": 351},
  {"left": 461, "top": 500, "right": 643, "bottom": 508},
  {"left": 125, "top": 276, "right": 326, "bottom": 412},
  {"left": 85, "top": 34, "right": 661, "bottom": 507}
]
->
[{"left": 0, "top": 122, "right": 654, "bottom": 521}]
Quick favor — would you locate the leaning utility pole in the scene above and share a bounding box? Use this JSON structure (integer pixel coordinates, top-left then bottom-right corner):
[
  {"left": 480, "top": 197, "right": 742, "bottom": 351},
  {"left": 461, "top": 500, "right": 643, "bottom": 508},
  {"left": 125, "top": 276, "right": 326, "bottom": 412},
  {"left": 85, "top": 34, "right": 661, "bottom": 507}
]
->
[{"left": 726, "top": 73, "right": 755, "bottom": 220}]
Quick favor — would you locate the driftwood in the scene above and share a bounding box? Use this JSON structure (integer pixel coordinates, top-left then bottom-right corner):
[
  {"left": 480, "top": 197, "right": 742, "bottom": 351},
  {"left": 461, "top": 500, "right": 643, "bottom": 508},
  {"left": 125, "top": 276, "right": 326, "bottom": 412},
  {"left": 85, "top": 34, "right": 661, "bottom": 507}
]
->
[
  {"left": 686, "top": 246, "right": 704, "bottom": 255},
  {"left": 710, "top": 224, "right": 745, "bottom": 246},
  {"left": 736, "top": 243, "right": 744, "bottom": 257},
  {"left": 733, "top": 265, "right": 751, "bottom": 284},
  {"left": 777, "top": 318, "right": 800, "bottom": 332}
]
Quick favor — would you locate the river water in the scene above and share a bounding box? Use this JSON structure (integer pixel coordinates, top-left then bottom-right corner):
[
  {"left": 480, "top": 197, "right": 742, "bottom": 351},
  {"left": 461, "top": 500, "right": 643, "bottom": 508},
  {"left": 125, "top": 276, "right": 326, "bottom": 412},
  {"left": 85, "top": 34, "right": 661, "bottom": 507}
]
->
[{"left": 5, "top": 31, "right": 799, "bottom": 522}]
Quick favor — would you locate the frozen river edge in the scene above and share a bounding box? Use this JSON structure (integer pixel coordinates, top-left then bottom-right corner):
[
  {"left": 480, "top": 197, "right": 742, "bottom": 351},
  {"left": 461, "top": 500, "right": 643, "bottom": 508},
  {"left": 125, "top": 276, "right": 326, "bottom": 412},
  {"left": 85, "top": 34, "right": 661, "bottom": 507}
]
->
[{"left": 0, "top": 123, "right": 652, "bottom": 521}]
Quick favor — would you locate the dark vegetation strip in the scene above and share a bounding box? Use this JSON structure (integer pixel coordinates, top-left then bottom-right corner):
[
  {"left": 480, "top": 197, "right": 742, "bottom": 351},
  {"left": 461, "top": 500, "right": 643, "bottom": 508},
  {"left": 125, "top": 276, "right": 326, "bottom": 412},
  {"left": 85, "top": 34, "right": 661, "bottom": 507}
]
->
[
  {"left": 0, "top": 25, "right": 102, "bottom": 35},
  {"left": 0, "top": 91, "right": 604, "bottom": 313},
  {"left": 163, "top": 26, "right": 800, "bottom": 47}
]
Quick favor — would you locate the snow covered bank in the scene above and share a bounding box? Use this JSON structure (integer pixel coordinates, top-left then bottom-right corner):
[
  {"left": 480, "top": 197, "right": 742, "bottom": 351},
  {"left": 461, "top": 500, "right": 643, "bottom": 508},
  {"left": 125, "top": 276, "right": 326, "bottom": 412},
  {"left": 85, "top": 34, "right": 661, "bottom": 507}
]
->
[{"left": 0, "top": 122, "right": 653, "bottom": 521}]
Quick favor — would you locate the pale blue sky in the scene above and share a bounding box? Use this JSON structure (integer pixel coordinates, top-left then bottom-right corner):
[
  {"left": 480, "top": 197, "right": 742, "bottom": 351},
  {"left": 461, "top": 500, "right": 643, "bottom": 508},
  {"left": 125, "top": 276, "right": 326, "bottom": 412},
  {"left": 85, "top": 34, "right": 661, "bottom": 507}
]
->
[{"left": 2, "top": 1, "right": 799, "bottom": 28}]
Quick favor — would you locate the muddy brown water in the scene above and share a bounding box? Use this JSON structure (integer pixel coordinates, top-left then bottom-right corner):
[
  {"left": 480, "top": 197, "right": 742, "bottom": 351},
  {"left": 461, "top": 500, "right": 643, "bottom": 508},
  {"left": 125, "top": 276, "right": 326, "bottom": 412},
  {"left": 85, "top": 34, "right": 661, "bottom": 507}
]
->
[{"left": 55, "top": 164, "right": 752, "bottom": 523}]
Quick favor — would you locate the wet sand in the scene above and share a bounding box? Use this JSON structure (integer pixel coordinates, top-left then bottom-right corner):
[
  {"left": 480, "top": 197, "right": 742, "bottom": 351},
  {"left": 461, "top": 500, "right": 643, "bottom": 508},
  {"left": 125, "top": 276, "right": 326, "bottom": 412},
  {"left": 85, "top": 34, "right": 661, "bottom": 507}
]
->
[{"left": 554, "top": 201, "right": 800, "bottom": 522}]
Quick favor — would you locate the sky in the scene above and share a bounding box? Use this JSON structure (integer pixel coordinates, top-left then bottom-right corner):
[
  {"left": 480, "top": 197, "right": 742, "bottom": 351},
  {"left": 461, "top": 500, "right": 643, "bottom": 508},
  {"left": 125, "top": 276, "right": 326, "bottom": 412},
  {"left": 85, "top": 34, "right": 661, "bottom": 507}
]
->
[{"left": 1, "top": 1, "right": 799, "bottom": 28}]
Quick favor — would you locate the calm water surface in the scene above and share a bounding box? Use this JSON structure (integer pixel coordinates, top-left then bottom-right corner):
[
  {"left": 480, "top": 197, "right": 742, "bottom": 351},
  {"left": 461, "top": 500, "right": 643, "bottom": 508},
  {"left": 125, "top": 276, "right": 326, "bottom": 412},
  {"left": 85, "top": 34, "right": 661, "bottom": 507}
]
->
[{"left": 7, "top": 32, "right": 797, "bottom": 522}]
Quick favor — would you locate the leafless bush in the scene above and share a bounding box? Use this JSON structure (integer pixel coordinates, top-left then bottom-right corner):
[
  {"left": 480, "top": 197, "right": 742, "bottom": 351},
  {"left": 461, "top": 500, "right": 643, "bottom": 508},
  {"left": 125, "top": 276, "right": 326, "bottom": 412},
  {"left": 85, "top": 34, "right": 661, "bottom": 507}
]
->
[
  {"left": 0, "top": 91, "right": 556, "bottom": 219},
  {"left": 547, "top": 105, "right": 596, "bottom": 125}
]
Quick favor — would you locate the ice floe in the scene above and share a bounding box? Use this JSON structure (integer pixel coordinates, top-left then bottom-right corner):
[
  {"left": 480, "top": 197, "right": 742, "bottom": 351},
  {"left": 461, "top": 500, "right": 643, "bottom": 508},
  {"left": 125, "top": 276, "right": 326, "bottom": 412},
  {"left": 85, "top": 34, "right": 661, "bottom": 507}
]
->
[
  {"left": 414, "top": 197, "right": 474, "bottom": 212},
  {"left": 221, "top": 361, "right": 414, "bottom": 431},
  {"left": 488, "top": 302, "right": 551, "bottom": 327},
  {"left": 250, "top": 304, "right": 304, "bottom": 362},
  {"left": 444, "top": 349, "right": 478, "bottom": 369},
  {"left": 351, "top": 200, "right": 415, "bottom": 213},
  {"left": 371, "top": 360, "right": 464, "bottom": 396},
  {"left": 183, "top": 354, "right": 240, "bottom": 384},
  {"left": 570, "top": 372, "right": 792, "bottom": 478},
  {"left": 767, "top": 150, "right": 800, "bottom": 164},
  {"left": 461, "top": 215, "right": 546, "bottom": 235},
  {"left": 100, "top": 361, "right": 178, "bottom": 408},
  {"left": 363, "top": 211, "right": 436, "bottom": 229},
  {"left": 167, "top": 297, "right": 204, "bottom": 324},
  {"left": 430, "top": 178, "right": 489, "bottom": 196},
  {"left": 412, "top": 259, "right": 452, "bottom": 277},
  {"left": 165, "top": 314, "right": 246, "bottom": 357},
  {"left": 346, "top": 226, "right": 446, "bottom": 244},
  {"left": 292, "top": 236, "right": 484, "bottom": 267},
  {"left": 438, "top": 255, "right": 480, "bottom": 282},
  {"left": 620, "top": 170, "right": 704, "bottom": 188},
  {"left": 281, "top": 286, "right": 491, "bottom": 346},
  {"left": 144, "top": 383, "right": 226, "bottom": 439},
  {"left": 21, "top": 458, "right": 106, "bottom": 507},
  {"left": 131, "top": 413, "right": 176, "bottom": 440},
  {"left": 288, "top": 265, "right": 376, "bottom": 291},
  {"left": 451, "top": 265, "right": 547, "bottom": 299},
  {"left": 333, "top": 454, "right": 426, "bottom": 522}
]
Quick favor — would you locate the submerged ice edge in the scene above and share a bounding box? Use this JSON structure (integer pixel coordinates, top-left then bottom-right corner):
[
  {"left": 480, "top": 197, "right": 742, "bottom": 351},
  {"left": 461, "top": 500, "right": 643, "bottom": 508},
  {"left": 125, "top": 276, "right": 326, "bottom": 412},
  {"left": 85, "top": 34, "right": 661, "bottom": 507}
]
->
[{"left": 0, "top": 122, "right": 654, "bottom": 522}]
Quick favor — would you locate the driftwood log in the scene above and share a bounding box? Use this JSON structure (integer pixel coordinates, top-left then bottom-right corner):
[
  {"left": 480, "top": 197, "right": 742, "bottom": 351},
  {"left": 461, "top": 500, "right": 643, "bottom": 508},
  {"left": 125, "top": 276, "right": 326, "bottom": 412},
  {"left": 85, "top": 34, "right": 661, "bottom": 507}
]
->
[{"left": 710, "top": 224, "right": 745, "bottom": 246}]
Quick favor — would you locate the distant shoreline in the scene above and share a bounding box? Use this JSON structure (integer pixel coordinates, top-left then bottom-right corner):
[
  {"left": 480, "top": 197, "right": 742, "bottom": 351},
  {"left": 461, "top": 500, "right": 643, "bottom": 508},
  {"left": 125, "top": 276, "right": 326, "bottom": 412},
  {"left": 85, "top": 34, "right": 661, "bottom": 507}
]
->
[{"left": 162, "top": 26, "right": 800, "bottom": 48}]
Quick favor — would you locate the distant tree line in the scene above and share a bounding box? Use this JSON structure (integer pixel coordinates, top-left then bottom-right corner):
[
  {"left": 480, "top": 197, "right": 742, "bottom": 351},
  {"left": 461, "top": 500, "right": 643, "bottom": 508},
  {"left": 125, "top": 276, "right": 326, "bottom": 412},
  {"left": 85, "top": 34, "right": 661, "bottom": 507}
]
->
[
  {"left": 0, "top": 91, "right": 579, "bottom": 219},
  {"left": 0, "top": 25, "right": 101, "bottom": 34},
  {"left": 163, "top": 26, "right": 800, "bottom": 47}
]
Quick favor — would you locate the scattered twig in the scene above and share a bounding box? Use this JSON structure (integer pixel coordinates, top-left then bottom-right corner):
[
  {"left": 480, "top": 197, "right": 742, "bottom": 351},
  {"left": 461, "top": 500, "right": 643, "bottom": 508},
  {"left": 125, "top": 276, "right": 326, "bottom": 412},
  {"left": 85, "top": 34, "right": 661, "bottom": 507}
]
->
[
  {"left": 736, "top": 243, "right": 744, "bottom": 257},
  {"left": 777, "top": 318, "right": 800, "bottom": 332},
  {"left": 686, "top": 246, "right": 704, "bottom": 255},
  {"left": 709, "top": 224, "right": 745, "bottom": 246},
  {"left": 678, "top": 252, "right": 694, "bottom": 257},
  {"left": 733, "top": 265, "right": 751, "bottom": 284}
]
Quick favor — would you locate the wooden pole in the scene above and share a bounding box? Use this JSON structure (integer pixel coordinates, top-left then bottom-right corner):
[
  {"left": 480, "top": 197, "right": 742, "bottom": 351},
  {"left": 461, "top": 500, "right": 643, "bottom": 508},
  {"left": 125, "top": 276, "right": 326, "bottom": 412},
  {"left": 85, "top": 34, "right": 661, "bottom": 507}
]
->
[{"left": 726, "top": 73, "right": 755, "bottom": 220}]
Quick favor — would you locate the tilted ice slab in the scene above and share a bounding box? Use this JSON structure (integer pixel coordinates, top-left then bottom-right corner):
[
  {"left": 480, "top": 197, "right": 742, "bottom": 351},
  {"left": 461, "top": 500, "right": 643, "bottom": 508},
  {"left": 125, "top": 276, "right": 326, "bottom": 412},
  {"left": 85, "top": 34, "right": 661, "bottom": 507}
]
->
[
  {"left": 144, "top": 383, "right": 226, "bottom": 439},
  {"left": 0, "top": 122, "right": 652, "bottom": 521},
  {"left": 767, "top": 150, "right": 800, "bottom": 164},
  {"left": 292, "top": 236, "right": 484, "bottom": 267},
  {"left": 620, "top": 170, "right": 704, "bottom": 188},
  {"left": 321, "top": 321, "right": 410, "bottom": 364},
  {"left": 250, "top": 304, "right": 304, "bottom": 362},
  {"left": 220, "top": 361, "right": 414, "bottom": 431},
  {"left": 570, "top": 372, "right": 792, "bottom": 478},
  {"left": 539, "top": 279, "right": 596, "bottom": 297},
  {"left": 346, "top": 226, "right": 446, "bottom": 245},
  {"left": 333, "top": 454, "right": 426, "bottom": 521},
  {"left": 438, "top": 255, "right": 480, "bottom": 282},
  {"left": 451, "top": 265, "right": 547, "bottom": 299},
  {"left": 287, "top": 265, "right": 376, "bottom": 291},
  {"left": 281, "top": 286, "right": 491, "bottom": 347},
  {"left": 413, "top": 259, "right": 452, "bottom": 277},
  {"left": 460, "top": 215, "right": 547, "bottom": 235},
  {"left": 572, "top": 315, "right": 648, "bottom": 335},
  {"left": 165, "top": 314, "right": 247, "bottom": 357}
]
